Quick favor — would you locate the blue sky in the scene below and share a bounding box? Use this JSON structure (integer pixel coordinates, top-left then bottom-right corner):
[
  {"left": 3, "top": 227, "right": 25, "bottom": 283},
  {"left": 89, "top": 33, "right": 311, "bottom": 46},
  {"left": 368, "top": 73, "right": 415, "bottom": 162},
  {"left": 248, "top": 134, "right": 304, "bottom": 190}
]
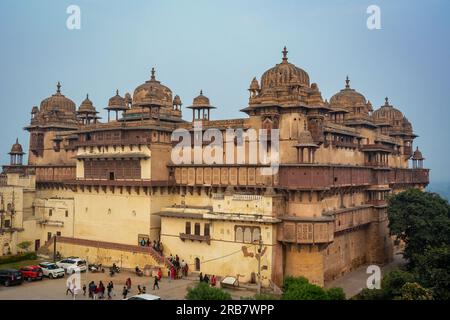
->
[{"left": 0, "top": 0, "right": 449, "bottom": 182}]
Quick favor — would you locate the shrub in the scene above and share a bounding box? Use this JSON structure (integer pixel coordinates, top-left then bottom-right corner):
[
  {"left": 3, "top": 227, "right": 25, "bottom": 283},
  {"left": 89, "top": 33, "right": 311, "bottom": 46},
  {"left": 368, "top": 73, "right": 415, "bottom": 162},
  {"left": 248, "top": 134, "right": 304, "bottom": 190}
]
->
[
  {"left": 352, "top": 288, "right": 386, "bottom": 300},
  {"left": 398, "top": 282, "right": 433, "bottom": 300},
  {"left": 281, "top": 276, "right": 344, "bottom": 300},
  {"left": 186, "top": 282, "right": 232, "bottom": 300},
  {"left": 0, "top": 252, "right": 37, "bottom": 265},
  {"left": 381, "top": 269, "right": 416, "bottom": 299},
  {"left": 326, "top": 287, "right": 346, "bottom": 300},
  {"left": 253, "top": 293, "right": 280, "bottom": 300}
]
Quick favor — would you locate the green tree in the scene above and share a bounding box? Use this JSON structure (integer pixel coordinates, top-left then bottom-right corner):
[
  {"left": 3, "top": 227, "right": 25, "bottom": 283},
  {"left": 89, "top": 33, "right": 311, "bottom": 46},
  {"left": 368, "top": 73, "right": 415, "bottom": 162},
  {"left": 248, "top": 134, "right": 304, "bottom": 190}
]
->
[
  {"left": 186, "top": 282, "right": 232, "bottom": 300},
  {"left": 398, "top": 282, "right": 433, "bottom": 300},
  {"left": 387, "top": 189, "right": 450, "bottom": 268},
  {"left": 381, "top": 269, "right": 416, "bottom": 299},
  {"left": 412, "top": 246, "right": 450, "bottom": 300}
]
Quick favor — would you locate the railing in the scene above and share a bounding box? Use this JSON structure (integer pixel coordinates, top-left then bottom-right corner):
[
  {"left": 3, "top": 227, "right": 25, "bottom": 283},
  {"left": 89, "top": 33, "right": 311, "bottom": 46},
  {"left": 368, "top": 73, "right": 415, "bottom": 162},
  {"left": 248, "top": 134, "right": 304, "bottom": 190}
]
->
[{"left": 179, "top": 233, "right": 211, "bottom": 245}]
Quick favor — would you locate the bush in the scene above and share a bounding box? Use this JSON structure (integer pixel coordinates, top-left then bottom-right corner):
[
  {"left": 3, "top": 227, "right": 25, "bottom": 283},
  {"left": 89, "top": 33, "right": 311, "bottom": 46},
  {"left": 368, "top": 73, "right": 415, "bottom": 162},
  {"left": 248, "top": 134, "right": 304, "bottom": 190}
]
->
[
  {"left": 352, "top": 288, "right": 386, "bottom": 300},
  {"left": 186, "top": 282, "right": 232, "bottom": 300},
  {"left": 326, "top": 287, "right": 346, "bottom": 300},
  {"left": 381, "top": 269, "right": 416, "bottom": 299},
  {"left": 253, "top": 293, "right": 280, "bottom": 300},
  {"left": 0, "top": 252, "right": 37, "bottom": 265},
  {"left": 281, "top": 276, "right": 345, "bottom": 300},
  {"left": 398, "top": 282, "right": 433, "bottom": 300}
]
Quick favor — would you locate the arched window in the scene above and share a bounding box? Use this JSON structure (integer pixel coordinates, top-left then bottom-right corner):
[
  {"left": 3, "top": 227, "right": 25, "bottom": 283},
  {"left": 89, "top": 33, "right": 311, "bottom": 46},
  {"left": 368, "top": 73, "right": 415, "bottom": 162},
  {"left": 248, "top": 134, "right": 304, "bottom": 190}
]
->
[
  {"left": 235, "top": 227, "right": 243, "bottom": 242},
  {"left": 244, "top": 228, "right": 252, "bottom": 243},
  {"left": 195, "top": 257, "right": 200, "bottom": 271},
  {"left": 252, "top": 228, "right": 261, "bottom": 243}
]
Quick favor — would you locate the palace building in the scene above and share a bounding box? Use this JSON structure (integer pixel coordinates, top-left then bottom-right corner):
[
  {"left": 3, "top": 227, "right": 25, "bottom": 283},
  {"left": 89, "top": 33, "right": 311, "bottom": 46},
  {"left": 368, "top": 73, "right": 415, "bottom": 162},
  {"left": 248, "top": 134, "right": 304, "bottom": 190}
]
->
[{"left": 0, "top": 48, "right": 429, "bottom": 287}]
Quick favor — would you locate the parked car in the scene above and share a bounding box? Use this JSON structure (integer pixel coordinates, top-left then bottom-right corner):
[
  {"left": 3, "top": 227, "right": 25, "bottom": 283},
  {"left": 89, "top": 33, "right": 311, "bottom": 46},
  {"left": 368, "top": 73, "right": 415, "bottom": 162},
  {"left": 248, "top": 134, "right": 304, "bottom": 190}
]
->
[
  {"left": 38, "top": 262, "right": 65, "bottom": 279},
  {"left": 126, "top": 294, "right": 161, "bottom": 300},
  {"left": 0, "top": 269, "right": 23, "bottom": 287},
  {"left": 19, "top": 266, "right": 43, "bottom": 282},
  {"left": 56, "top": 258, "right": 87, "bottom": 274}
]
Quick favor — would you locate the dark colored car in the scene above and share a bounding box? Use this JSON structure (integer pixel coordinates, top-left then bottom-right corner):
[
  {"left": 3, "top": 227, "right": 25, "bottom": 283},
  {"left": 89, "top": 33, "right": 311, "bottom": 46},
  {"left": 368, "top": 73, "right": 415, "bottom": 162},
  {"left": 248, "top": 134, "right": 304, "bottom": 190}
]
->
[
  {"left": 19, "top": 266, "right": 43, "bottom": 281},
  {"left": 0, "top": 269, "right": 23, "bottom": 287}
]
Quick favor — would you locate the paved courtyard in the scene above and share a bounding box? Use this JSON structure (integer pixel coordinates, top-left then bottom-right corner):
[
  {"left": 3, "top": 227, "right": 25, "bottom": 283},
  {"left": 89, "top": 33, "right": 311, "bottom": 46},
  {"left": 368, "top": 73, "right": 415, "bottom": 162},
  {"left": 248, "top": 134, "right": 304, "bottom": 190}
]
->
[{"left": 0, "top": 269, "right": 257, "bottom": 300}]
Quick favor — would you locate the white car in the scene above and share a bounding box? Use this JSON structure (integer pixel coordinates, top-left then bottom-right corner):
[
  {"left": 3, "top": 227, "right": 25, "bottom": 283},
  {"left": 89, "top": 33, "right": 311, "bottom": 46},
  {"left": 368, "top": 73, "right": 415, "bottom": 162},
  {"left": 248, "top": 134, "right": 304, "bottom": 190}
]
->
[
  {"left": 126, "top": 294, "right": 161, "bottom": 300},
  {"left": 56, "top": 258, "right": 87, "bottom": 274},
  {"left": 38, "top": 262, "right": 65, "bottom": 279}
]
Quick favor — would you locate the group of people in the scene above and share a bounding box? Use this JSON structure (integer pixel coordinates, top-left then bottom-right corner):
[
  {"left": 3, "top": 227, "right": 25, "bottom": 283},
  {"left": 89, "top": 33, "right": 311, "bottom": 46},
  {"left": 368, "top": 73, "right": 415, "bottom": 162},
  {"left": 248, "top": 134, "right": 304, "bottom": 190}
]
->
[
  {"left": 82, "top": 281, "right": 114, "bottom": 299},
  {"left": 199, "top": 272, "right": 217, "bottom": 287},
  {"left": 167, "top": 254, "right": 189, "bottom": 279},
  {"left": 139, "top": 238, "right": 164, "bottom": 256}
]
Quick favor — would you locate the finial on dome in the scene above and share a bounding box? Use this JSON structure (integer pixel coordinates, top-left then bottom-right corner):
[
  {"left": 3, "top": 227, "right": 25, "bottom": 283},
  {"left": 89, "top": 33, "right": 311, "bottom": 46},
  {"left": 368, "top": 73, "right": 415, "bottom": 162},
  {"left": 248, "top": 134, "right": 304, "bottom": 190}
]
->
[
  {"left": 200, "top": 89, "right": 203, "bottom": 95},
  {"left": 56, "top": 81, "right": 61, "bottom": 93},
  {"left": 345, "top": 75, "right": 350, "bottom": 88},
  {"left": 116, "top": 89, "right": 119, "bottom": 95},
  {"left": 15, "top": 137, "right": 19, "bottom": 144},
  {"left": 151, "top": 67, "right": 156, "bottom": 80},
  {"left": 282, "top": 46, "right": 288, "bottom": 62},
  {"left": 385, "top": 97, "right": 390, "bottom": 106},
  {"left": 86, "top": 93, "right": 89, "bottom": 99}
]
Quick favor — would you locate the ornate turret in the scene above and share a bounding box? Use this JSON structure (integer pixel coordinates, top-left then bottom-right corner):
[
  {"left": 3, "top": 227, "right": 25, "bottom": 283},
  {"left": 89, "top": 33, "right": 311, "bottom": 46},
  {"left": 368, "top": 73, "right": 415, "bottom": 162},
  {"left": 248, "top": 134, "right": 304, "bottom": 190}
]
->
[
  {"left": 293, "top": 131, "right": 318, "bottom": 163},
  {"left": 412, "top": 146, "right": 424, "bottom": 168},
  {"left": 77, "top": 94, "right": 100, "bottom": 125},
  {"left": 105, "top": 90, "right": 128, "bottom": 122},
  {"left": 9, "top": 138, "right": 25, "bottom": 165},
  {"left": 187, "top": 90, "right": 216, "bottom": 122}
]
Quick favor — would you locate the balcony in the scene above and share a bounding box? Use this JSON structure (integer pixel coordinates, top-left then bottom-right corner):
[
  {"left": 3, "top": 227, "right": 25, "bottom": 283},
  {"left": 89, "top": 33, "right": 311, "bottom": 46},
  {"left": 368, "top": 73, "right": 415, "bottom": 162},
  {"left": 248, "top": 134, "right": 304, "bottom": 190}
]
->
[{"left": 179, "top": 233, "right": 211, "bottom": 245}]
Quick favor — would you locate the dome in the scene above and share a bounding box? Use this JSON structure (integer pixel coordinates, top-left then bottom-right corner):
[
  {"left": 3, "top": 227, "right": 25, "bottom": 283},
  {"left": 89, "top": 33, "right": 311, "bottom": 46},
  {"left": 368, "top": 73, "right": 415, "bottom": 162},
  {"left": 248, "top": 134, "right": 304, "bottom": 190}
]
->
[
  {"left": 31, "top": 106, "right": 39, "bottom": 114},
  {"left": 402, "top": 117, "right": 413, "bottom": 134},
  {"left": 372, "top": 97, "right": 404, "bottom": 126},
  {"left": 39, "top": 82, "right": 76, "bottom": 114},
  {"left": 191, "top": 90, "right": 212, "bottom": 107},
  {"left": 173, "top": 95, "right": 182, "bottom": 106},
  {"left": 260, "top": 47, "right": 310, "bottom": 93},
  {"left": 108, "top": 90, "right": 127, "bottom": 110},
  {"left": 295, "top": 130, "right": 318, "bottom": 147},
  {"left": 329, "top": 76, "right": 367, "bottom": 108},
  {"left": 78, "top": 94, "right": 96, "bottom": 113},
  {"left": 9, "top": 138, "right": 24, "bottom": 155},
  {"left": 132, "top": 68, "right": 173, "bottom": 108},
  {"left": 412, "top": 146, "right": 424, "bottom": 160}
]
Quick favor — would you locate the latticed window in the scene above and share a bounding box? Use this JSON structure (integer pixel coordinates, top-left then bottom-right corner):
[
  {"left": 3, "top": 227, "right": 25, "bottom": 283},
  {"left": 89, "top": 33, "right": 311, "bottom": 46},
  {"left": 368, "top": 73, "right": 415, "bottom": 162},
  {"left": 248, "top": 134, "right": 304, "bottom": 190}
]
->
[
  {"left": 194, "top": 223, "right": 201, "bottom": 236},
  {"left": 244, "top": 228, "right": 252, "bottom": 243},
  {"left": 252, "top": 228, "right": 261, "bottom": 242}
]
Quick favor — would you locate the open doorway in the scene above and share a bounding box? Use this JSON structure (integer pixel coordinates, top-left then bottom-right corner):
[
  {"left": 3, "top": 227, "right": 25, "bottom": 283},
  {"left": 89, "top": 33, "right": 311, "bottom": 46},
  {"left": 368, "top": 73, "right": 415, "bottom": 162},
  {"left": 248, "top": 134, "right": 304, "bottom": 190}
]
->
[{"left": 109, "top": 171, "right": 115, "bottom": 180}]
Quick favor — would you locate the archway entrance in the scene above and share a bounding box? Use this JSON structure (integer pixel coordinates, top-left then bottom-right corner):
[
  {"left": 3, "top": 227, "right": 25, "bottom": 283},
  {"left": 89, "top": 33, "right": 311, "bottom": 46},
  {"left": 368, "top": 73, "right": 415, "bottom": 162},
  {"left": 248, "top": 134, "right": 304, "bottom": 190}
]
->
[{"left": 195, "top": 257, "right": 200, "bottom": 271}]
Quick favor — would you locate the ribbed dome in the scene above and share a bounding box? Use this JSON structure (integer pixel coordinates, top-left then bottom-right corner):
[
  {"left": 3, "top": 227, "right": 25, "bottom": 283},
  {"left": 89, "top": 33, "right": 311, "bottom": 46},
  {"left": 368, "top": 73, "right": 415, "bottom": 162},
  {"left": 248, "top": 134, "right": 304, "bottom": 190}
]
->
[
  {"left": 132, "top": 68, "right": 173, "bottom": 107},
  {"left": 78, "top": 94, "right": 96, "bottom": 112},
  {"left": 192, "top": 90, "right": 211, "bottom": 107},
  {"left": 295, "top": 131, "right": 318, "bottom": 147},
  {"left": 39, "top": 82, "right": 76, "bottom": 114},
  {"left": 9, "top": 138, "right": 24, "bottom": 154},
  {"left": 372, "top": 97, "right": 404, "bottom": 125},
  {"left": 329, "top": 77, "right": 367, "bottom": 107},
  {"left": 108, "top": 90, "right": 127, "bottom": 109},
  {"left": 260, "top": 47, "right": 310, "bottom": 93},
  {"left": 412, "top": 146, "right": 423, "bottom": 160}
]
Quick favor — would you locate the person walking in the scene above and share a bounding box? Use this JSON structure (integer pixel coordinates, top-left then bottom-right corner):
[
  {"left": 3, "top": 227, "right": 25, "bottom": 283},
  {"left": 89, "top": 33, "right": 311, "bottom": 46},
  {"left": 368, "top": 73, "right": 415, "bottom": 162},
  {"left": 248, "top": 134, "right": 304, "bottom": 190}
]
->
[
  {"left": 88, "top": 281, "right": 96, "bottom": 299},
  {"left": 211, "top": 275, "right": 217, "bottom": 287},
  {"left": 157, "top": 268, "right": 162, "bottom": 281},
  {"left": 98, "top": 281, "right": 105, "bottom": 299},
  {"left": 82, "top": 284, "right": 87, "bottom": 296},
  {"left": 107, "top": 281, "right": 113, "bottom": 299},
  {"left": 125, "top": 277, "right": 132, "bottom": 293},
  {"left": 153, "top": 276, "right": 160, "bottom": 290},
  {"left": 142, "top": 286, "right": 146, "bottom": 294},
  {"left": 122, "top": 286, "right": 128, "bottom": 299},
  {"left": 137, "top": 284, "right": 142, "bottom": 294}
]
